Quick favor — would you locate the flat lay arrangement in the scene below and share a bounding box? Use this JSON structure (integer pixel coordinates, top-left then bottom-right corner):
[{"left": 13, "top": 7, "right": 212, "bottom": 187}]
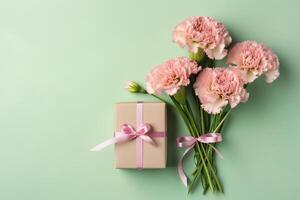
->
[{"left": 91, "top": 16, "right": 280, "bottom": 195}]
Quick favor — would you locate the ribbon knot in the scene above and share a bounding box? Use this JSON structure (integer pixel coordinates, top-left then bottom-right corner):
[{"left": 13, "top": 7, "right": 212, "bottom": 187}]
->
[
  {"left": 90, "top": 123, "right": 154, "bottom": 152},
  {"left": 117, "top": 124, "right": 155, "bottom": 144},
  {"left": 176, "top": 133, "right": 223, "bottom": 187}
]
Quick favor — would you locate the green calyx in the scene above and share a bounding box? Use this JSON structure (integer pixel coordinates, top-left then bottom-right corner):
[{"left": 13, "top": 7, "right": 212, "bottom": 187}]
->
[{"left": 189, "top": 48, "right": 205, "bottom": 63}]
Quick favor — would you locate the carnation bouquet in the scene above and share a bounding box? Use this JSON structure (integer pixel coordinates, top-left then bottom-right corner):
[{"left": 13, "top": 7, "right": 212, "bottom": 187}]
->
[{"left": 125, "top": 16, "right": 279, "bottom": 194}]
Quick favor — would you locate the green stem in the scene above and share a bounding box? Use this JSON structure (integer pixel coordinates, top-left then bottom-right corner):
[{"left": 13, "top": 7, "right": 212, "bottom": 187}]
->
[
  {"left": 209, "top": 115, "right": 217, "bottom": 132},
  {"left": 206, "top": 109, "right": 232, "bottom": 192},
  {"left": 200, "top": 108, "right": 205, "bottom": 134},
  {"left": 183, "top": 104, "right": 199, "bottom": 137},
  {"left": 199, "top": 142, "right": 223, "bottom": 192},
  {"left": 213, "top": 110, "right": 231, "bottom": 133},
  {"left": 150, "top": 94, "right": 170, "bottom": 105},
  {"left": 188, "top": 164, "right": 203, "bottom": 194},
  {"left": 169, "top": 96, "right": 193, "bottom": 133}
]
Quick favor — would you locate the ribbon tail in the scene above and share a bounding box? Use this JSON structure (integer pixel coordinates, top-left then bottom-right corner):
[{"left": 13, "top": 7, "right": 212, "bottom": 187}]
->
[
  {"left": 178, "top": 145, "right": 194, "bottom": 187},
  {"left": 208, "top": 144, "right": 224, "bottom": 159},
  {"left": 90, "top": 134, "right": 132, "bottom": 151},
  {"left": 90, "top": 138, "right": 116, "bottom": 151}
]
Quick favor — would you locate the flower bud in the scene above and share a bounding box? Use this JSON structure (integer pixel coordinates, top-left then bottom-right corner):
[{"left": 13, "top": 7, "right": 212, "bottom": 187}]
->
[{"left": 125, "top": 81, "right": 146, "bottom": 93}]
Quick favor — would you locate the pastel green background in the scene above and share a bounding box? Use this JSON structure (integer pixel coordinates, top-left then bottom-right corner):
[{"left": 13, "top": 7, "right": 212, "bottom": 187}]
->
[{"left": 0, "top": 0, "right": 299, "bottom": 199}]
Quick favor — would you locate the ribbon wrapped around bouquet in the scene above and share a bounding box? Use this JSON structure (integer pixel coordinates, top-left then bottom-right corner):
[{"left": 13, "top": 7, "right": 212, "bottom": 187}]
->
[
  {"left": 176, "top": 133, "right": 223, "bottom": 187},
  {"left": 91, "top": 102, "right": 166, "bottom": 169}
]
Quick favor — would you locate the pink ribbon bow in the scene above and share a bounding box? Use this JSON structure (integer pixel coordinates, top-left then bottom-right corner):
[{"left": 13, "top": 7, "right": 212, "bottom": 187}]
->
[
  {"left": 90, "top": 123, "right": 155, "bottom": 152},
  {"left": 176, "top": 133, "right": 223, "bottom": 187}
]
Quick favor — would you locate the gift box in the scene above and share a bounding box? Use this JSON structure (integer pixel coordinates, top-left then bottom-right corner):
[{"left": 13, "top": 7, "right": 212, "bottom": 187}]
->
[{"left": 115, "top": 102, "right": 167, "bottom": 169}]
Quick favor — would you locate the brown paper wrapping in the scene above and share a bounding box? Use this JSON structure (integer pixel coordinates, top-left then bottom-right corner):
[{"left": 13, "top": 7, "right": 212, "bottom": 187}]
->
[{"left": 115, "top": 102, "right": 167, "bottom": 168}]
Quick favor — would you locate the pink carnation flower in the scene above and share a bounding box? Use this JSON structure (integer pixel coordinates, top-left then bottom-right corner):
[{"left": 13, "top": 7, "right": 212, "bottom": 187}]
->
[
  {"left": 172, "top": 16, "right": 232, "bottom": 60},
  {"left": 227, "top": 41, "right": 279, "bottom": 83},
  {"left": 262, "top": 45, "right": 280, "bottom": 83},
  {"left": 146, "top": 57, "right": 200, "bottom": 95},
  {"left": 194, "top": 67, "right": 249, "bottom": 114}
]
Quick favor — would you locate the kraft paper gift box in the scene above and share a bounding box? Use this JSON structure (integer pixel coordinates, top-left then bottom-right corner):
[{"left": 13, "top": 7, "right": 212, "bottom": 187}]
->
[{"left": 115, "top": 102, "right": 167, "bottom": 169}]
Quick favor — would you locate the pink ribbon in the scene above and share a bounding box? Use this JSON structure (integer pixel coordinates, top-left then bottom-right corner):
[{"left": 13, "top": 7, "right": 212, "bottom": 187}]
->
[
  {"left": 176, "top": 133, "right": 223, "bottom": 187},
  {"left": 90, "top": 123, "right": 155, "bottom": 151}
]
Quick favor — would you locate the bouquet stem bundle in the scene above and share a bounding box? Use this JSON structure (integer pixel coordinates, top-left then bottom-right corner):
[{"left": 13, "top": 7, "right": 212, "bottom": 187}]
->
[
  {"left": 176, "top": 100, "right": 227, "bottom": 192},
  {"left": 171, "top": 93, "right": 227, "bottom": 194}
]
